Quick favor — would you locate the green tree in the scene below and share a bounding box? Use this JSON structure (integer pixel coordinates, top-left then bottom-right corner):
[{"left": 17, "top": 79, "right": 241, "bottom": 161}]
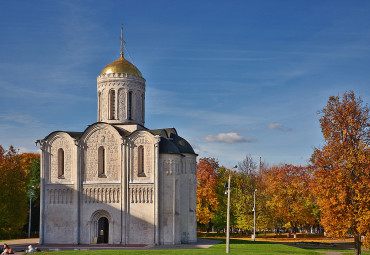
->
[
  {"left": 233, "top": 156, "right": 274, "bottom": 235},
  {"left": 26, "top": 158, "right": 40, "bottom": 234},
  {"left": 310, "top": 91, "right": 370, "bottom": 254},
  {"left": 0, "top": 146, "right": 39, "bottom": 238},
  {"left": 233, "top": 171, "right": 255, "bottom": 232}
]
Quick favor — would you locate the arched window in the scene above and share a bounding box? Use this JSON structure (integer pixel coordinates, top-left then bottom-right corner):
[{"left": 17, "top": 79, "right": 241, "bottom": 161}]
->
[
  {"left": 141, "top": 94, "right": 145, "bottom": 122},
  {"left": 109, "top": 90, "right": 115, "bottom": 120},
  {"left": 138, "top": 145, "right": 145, "bottom": 177},
  {"left": 98, "top": 146, "right": 106, "bottom": 177},
  {"left": 58, "top": 148, "right": 64, "bottom": 178},
  {"left": 98, "top": 92, "right": 101, "bottom": 121},
  {"left": 128, "top": 91, "right": 133, "bottom": 120}
]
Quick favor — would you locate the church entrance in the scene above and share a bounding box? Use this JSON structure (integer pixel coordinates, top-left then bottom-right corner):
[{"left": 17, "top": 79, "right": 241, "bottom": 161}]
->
[{"left": 97, "top": 217, "right": 109, "bottom": 243}]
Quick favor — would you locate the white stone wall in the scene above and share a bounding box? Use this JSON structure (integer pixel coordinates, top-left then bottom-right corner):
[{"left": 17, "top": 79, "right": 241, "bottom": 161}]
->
[
  {"left": 49, "top": 134, "right": 74, "bottom": 183},
  {"left": 128, "top": 183, "right": 155, "bottom": 244},
  {"left": 184, "top": 154, "right": 197, "bottom": 243},
  {"left": 130, "top": 134, "right": 154, "bottom": 182},
  {"left": 43, "top": 133, "right": 79, "bottom": 244},
  {"left": 41, "top": 125, "right": 196, "bottom": 245},
  {"left": 97, "top": 73, "right": 145, "bottom": 125},
  {"left": 80, "top": 184, "right": 122, "bottom": 244},
  {"left": 83, "top": 126, "right": 121, "bottom": 182},
  {"left": 44, "top": 183, "right": 77, "bottom": 244},
  {"left": 158, "top": 153, "right": 197, "bottom": 244}
]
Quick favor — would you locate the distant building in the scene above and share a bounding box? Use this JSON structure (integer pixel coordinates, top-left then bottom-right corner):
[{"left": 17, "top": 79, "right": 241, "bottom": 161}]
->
[{"left": 38, "top": 37, "right": 197, "bottom": 245}]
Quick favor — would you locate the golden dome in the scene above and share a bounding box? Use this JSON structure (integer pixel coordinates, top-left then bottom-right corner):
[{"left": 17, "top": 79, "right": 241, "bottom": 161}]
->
[{"left": 100, "top": 53, "right": 142, "bottom": 77}]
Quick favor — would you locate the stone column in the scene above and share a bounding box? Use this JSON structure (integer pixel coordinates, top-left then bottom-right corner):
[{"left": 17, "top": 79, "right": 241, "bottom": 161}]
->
[
  {"left": 39, "top": 141, "right": 45, "bottom": 244},
  {"left": 154, "top": 136, "right": 160, "bottom": 245}
]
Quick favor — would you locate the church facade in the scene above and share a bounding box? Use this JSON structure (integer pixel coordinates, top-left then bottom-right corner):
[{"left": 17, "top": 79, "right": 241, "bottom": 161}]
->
[{"left": 38, "top": 46, "right": 197, "bottom": 245}]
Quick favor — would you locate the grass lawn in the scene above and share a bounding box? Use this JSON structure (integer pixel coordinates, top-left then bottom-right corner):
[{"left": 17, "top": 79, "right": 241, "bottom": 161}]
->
[
  {"left": 303, "top": 248, "right": 370, "bottom": 255},
  {"left": 40, "top": 239, "right": 319, "bottom": 255}
]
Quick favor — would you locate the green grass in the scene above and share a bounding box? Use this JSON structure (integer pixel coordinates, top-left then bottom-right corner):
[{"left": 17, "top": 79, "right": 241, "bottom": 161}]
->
[
  {"left": 303, "top": 248, "right": 370, "bottom": 255},
  {"left": 39, "top": 239, "right": 319, "bottom": 255}
]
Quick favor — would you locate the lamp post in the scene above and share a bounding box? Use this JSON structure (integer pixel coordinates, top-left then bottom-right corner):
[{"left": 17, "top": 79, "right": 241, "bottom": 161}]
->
[
  {"left": 253, "top": 188, "right": 257, "bottom": 241},
  {"left": 226, "top": 172, "right": 231, "bottom": 254},
  {"left": 28, "top": 185, "right": 35, "bottom": 239},
  {"left": 226, "top": 166, "right": 237, "bottom": 254}
]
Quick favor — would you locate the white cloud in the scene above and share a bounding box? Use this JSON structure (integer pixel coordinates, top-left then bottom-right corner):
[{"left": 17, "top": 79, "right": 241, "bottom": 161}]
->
[
  {"left": 267, "top": 123, "right": 292, "bottom": 132},
  {"left": 203, "top": 132, "right": 256, "bottom": 144},
  {"left": 0, "top": 113, "right": 42, "bottom": 126}
]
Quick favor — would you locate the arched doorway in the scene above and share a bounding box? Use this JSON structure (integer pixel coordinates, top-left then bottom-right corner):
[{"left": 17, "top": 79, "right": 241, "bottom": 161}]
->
[
  {"left": 90, "top": 210, "right": 111, "bottom": 244},
  {"left": 97, "top": 217, "right": 109, "bottom": 243}
]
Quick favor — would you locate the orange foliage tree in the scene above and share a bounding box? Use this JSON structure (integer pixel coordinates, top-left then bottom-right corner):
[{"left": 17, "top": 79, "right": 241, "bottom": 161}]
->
[
  {"left": 310, "top": 91, "right": 370, "bottom": 254},
  {"left": 265, "top": 164, "right": 316, "bottom": 237},
  {"left": 196, "top": 157, "right": 220, "bottom": 230},
  {"left": 0, "top": 145, "right": 39, "bottom": 238}
]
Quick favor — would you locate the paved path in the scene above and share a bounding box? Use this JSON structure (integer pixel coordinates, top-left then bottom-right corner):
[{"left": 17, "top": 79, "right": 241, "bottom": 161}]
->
[{"left": 1, "top": 238, "right": 221, "bottom": 254}]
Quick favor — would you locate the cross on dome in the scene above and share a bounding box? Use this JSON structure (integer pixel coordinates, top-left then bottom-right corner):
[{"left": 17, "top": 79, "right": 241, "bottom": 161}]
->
[{"left": 119, "top": 24, "right": 126, "bottom": 58}]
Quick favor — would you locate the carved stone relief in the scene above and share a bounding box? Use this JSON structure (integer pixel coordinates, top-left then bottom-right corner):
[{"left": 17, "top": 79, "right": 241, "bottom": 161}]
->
[
  {"left": 82, "top": 185, "right": 120, "bottom": 203},
  {"left": 132, "top": 137, "right": 153, "bottom": 180},
  {"left": 118, "top": 88, "right": 126, "bottom": 121},
  {"left": 163, "top": 159, "right": 180, "bottom": 176},
  {"left": 85, "top": 128, "right": 119, "bottom": 182},
  {"left": 101, "top": 89, "right": 108, "bottom": 121},
  {"left": 129, "top": 184, "right": 153, "bottom": 204},
  {"left": 47, "top": 187, "right": 73, "bottom": 204}
]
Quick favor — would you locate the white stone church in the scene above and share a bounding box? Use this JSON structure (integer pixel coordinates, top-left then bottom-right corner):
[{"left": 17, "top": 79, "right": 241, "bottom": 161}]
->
[{"left": 38, "top": 40, "right": 197, "bottom": 245}]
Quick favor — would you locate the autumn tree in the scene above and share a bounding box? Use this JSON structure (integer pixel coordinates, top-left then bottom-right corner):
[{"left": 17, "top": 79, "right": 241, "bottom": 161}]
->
[
  {"left": 0, "top": 146, "right": 39, "bottom": 238},
  {"left": 310, "top": 91, "right": 370, "bottom": 254},
  {"left": 265, "top": 164, "right": 316, "bottom": 237},
  {"left": 256, "top": 164, "right": 275, "bottom": 234},
  {"left": 211, "top": 166, "right": 237, "bottom": 232},
  {"left": 196, "top": 157, "right": 220, "bottom": 231},
  {"left": 232, "top": 155, "right": 257, "bottom": 232}
]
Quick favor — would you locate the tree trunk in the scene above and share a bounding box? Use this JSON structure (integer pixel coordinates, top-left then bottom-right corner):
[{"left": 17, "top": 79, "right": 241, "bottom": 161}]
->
[
  {"left": 354, "top": 234, "right": 361, "bottom": 255},
  {"left": 293, "top": 225, "right": 297, "bottom": 238}
]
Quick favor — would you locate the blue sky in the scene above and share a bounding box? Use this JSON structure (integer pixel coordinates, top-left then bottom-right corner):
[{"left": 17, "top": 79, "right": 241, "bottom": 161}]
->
[{"left": 1, "top": 1, "right": 370, "bottom": 167}]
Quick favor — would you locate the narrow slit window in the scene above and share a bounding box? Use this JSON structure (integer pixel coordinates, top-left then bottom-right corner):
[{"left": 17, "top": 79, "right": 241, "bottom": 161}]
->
[
  {"left": 98, "top": 92, "right": 101, "bottom": 121},
  {"left": 58, "top": 148, "right": 64, "bottom": 178},
  {"left": 141, "top": 94, "right": 145, "bottom": 122},
  {"left": 128, "top": 91, "right": 133, "bottom": 120},
  {"left": 138, "top": 145, "right": 145, "bottom": 177},
  {"left": 109, "top": 90, "right": 115, "bottom": 120},
  {"left": 98, "top": 146, "right": 106, "bottom": 177}
]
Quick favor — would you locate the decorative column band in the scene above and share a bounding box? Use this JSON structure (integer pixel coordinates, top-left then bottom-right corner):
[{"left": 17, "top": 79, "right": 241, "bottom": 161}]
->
[
  {"left": 46, "top": 188, "right": 73, "bottom": 204},
  {"left": 82, "top": 186, "right": 120, "bottom": 204},
  {"left": 129, "top": 185, "right": 154, "bottom": 204}
]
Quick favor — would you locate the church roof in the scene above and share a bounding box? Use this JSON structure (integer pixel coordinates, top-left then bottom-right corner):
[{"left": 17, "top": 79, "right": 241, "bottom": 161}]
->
[
  {"left": 100, "top": 53, "right": 143, "bottom": 78},
  {"left": 158, "top": 139, "right": 181, "bottom": 154},
  {"left": 65, "top": 131, "right": 84, "bottom": 139},
  {"left": 149, "top": 128, "right": 177, "bottom": 137},
  {"left": 169, "top": 133, "right": 195, "bottom": 154},
  {"left": 42, "top": 124, "right": 195, "bottom": 155},
  {"left": 43, "top": 131, "right": 83, "bottom": 140},
  {"left": 112, "top": 126, "right": 132, "bottom": 137},
  {"left": 150, "top": 128, "right": 195, "bottom": 155}
]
